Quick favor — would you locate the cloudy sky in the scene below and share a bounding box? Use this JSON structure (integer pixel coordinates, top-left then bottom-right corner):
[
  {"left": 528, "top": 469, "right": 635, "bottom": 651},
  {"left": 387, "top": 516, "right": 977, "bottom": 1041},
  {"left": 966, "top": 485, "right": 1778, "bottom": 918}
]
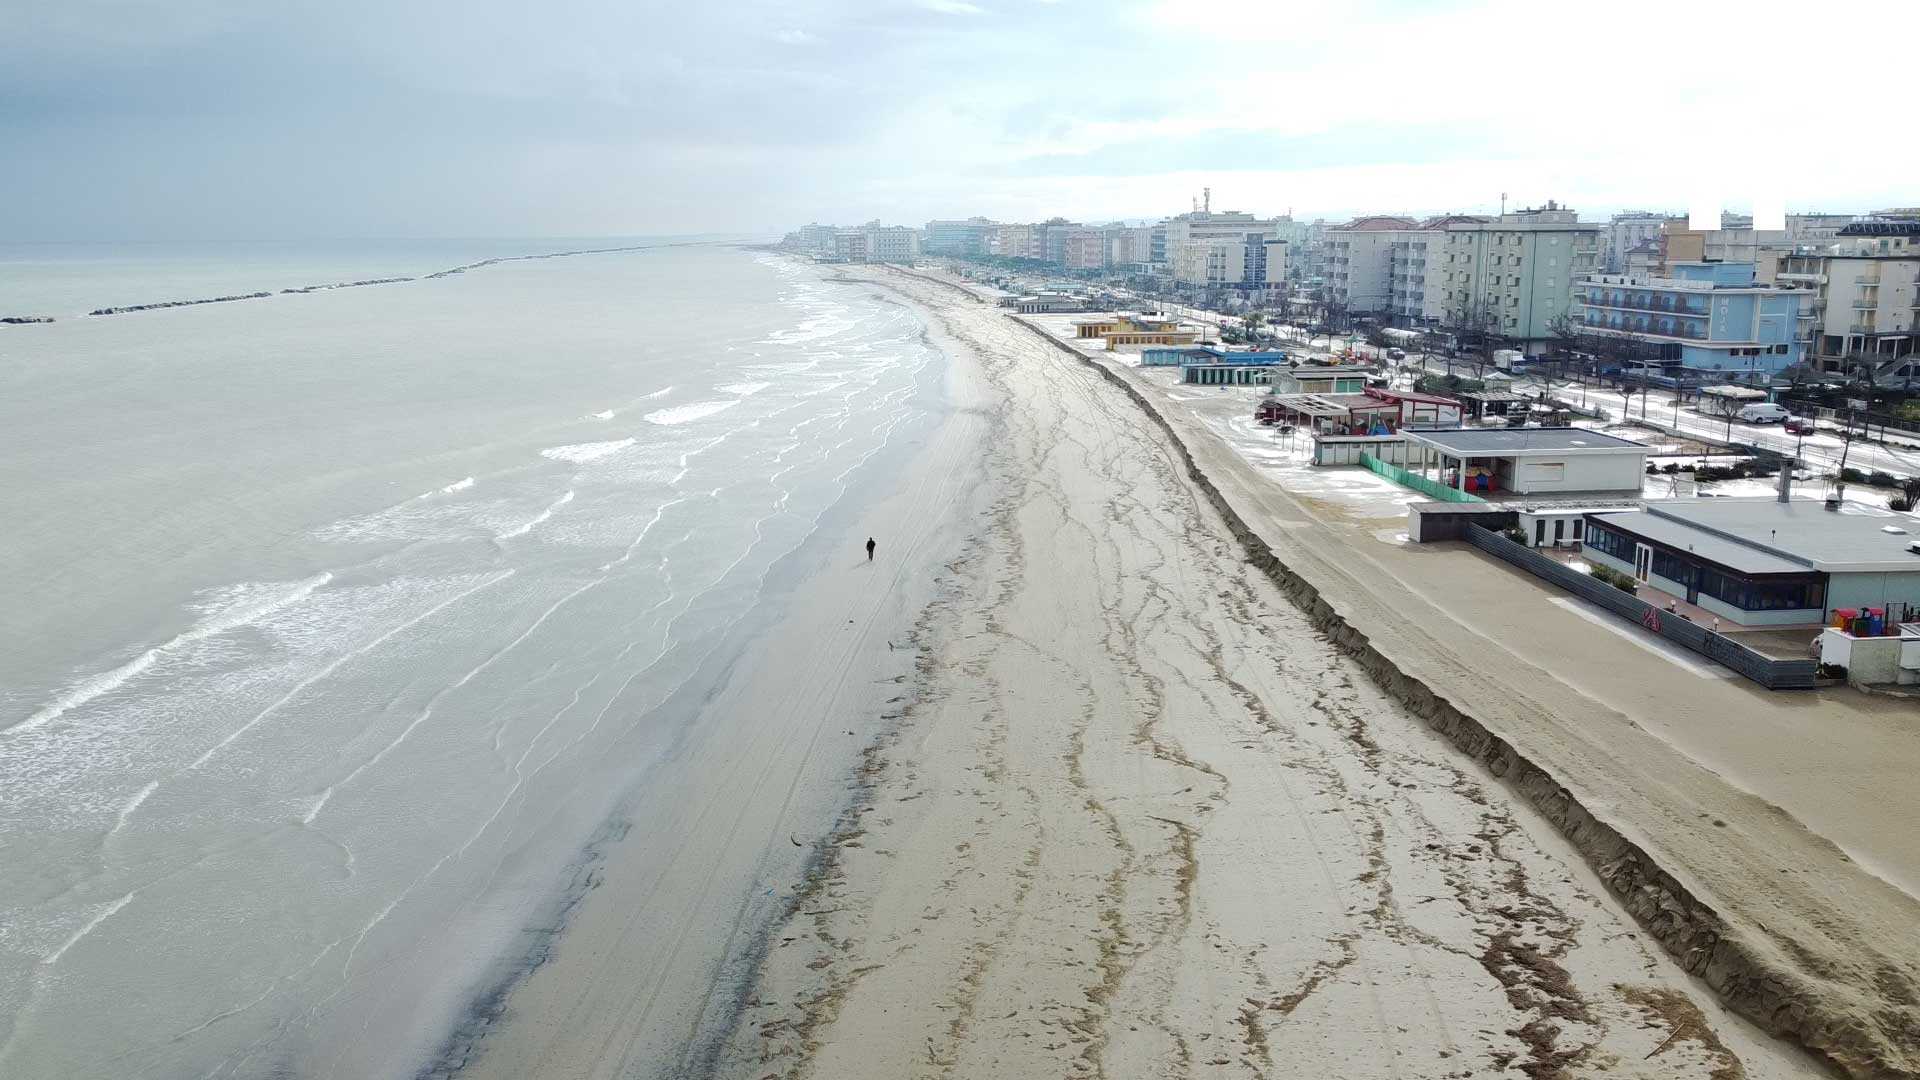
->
[{"left": 5, "top": 0, "right": 1916, "bottom": 241}]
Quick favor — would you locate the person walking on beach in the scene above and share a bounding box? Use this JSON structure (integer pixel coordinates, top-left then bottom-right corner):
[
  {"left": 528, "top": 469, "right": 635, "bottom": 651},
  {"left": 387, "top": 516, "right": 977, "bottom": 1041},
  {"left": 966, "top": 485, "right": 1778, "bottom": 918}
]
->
[{"left": 865, "top": 537, "right": 876, "bottom": 562}]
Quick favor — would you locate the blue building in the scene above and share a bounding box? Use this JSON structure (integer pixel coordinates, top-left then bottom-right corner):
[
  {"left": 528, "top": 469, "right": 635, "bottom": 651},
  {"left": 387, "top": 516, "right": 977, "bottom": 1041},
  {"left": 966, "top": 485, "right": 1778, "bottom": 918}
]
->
[
  {"left": 1141, "top": 346, "right": 1289, "bottom": 367},
  {"left": 1575, "top": 262, "right": 1805, "bottom": 382}
]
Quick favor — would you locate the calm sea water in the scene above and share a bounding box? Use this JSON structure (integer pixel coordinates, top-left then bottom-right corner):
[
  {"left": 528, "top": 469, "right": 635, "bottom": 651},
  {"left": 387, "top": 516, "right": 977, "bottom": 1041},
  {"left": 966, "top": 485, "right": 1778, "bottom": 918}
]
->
[{"left": 0, "top": 241, "right": 944, "bottom": 1077}]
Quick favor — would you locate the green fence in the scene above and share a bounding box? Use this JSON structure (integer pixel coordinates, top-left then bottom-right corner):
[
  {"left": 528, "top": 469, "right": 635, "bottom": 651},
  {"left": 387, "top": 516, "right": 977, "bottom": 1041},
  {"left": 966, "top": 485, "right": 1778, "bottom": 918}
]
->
[{"left": 1358, "top": 452, "right": 1484, "bottom": 503}]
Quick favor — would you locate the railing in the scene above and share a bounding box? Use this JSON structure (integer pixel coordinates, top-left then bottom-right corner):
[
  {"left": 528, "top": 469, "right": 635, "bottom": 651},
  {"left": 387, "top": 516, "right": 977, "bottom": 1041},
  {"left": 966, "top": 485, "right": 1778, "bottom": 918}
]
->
[
  {"left": 1855, "top": 275, "right": 1881, "bottom": 286},
  {"left": 1462, "top": 525, "right": 1819, "bottom": 689},
  {"left": 1359, "top": 453, "right": 1484, "bottom": 502},
  {"left": 1580, "top": 293, "right": 1709, "bottom": 317}
]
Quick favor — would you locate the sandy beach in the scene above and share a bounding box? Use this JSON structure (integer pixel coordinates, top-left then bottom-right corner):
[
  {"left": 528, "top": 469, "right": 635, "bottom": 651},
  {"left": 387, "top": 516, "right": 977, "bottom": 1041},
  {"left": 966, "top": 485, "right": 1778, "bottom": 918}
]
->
[
  {"left": 687, "top": 269, "right": 1833, "bottom": 1080},
  {"left": 440, "top": 262, "right": 1920, "bottom": 1080}
]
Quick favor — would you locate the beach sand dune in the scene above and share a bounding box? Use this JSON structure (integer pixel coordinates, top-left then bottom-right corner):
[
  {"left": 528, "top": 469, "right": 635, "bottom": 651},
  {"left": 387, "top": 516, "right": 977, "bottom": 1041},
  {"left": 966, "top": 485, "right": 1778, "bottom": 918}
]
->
[{"left": 705, "top": 274, "right": 1820, "bottom": 1080}]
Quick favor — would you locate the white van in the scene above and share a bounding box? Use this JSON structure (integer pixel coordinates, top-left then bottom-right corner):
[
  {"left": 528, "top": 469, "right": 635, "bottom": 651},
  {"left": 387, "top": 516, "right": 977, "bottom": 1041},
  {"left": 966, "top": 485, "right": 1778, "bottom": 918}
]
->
[{"left": 1737, "top": 402, "right": 1790, "bottom": 424}]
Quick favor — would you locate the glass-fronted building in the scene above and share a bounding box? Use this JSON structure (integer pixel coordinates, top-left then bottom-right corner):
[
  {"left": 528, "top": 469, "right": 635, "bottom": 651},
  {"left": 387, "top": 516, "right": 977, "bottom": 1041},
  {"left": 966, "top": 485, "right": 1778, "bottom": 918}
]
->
[{"left": 1583, "top": 500, "right": 1920, "bottom": 626}]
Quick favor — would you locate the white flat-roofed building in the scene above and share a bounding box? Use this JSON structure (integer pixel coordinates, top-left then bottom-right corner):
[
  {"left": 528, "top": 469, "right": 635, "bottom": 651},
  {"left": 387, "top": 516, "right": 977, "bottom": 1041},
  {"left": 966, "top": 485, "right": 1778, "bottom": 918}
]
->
[
  {"left": 1584, "top": 499, "right": 1920, "bottom": 627},
  {"left": 1401, "top": 427, "right": 1648, "bottom": 498}
]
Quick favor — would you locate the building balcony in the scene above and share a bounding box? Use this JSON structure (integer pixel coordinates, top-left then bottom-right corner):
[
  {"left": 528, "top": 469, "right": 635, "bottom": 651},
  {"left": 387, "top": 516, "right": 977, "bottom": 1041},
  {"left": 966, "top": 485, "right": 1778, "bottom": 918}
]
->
[
  {"left": 1849, "top": 323, "right": 1877, "bottom": 334},
  {"left": 1578, "top": 293, "right": 1709, "bottom": 317},
  {"left": 1853, "top": 298, "right": 1879, "bottom": 310},
  {"left": 1855, "top": 275, "right": 1881, "bottom": 286}
]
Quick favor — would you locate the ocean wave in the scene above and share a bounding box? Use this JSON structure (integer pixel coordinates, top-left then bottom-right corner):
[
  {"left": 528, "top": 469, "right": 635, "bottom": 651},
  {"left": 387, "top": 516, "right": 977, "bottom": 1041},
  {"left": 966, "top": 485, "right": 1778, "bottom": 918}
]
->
[
  {"left": 496, "top": 490, "right": 575, "bottom": 540},
  {"left": 644, "top": 400, "right": 738, "bottom": 426},
  {"left": 7, "top": 572, "right": 334, "bottom": 735},
  {"left": 719, "top": 382, "right": 771, "bottom": 397},
  {"left": 589, "top": 410, "right": 615, "bottom": 420},
  {"left": 422, "top": 477, "right": 474, "bottom": 497},
  {"left": 643, "top": 386, "right": 674, "bottom": 399},
  {"left": 540, "top": 438, "right": 636, "bottom": 464}
]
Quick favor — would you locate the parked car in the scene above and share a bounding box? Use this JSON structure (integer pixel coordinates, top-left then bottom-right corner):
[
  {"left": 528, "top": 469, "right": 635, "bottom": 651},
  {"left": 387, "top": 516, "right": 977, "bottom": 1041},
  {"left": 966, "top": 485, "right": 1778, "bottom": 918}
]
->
[
  {"left": 1737, "top": 402, "right": 1791, "bottom": 424},
  {"left": 1784, "top": 418, "right": 1815, "bottom": 435},
  {"left": 1385, "top": 347, "right": 1406, "bottom": 360}
]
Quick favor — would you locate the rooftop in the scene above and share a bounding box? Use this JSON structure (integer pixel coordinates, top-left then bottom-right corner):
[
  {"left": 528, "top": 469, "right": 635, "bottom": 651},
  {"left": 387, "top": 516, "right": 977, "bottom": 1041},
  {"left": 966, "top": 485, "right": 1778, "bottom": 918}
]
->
[
  {"left": 1265, "top": 392, "right": 1382, "bottom": 417},
  {"left": 1634, "top": 499, "right": 1920, "bottom": 574},
  {"left": 1590, "top": 510, "right": 1809, "bottom": 576},
  {"left": 1405, "top": 427, "right": 1648, "bottom": 455}
]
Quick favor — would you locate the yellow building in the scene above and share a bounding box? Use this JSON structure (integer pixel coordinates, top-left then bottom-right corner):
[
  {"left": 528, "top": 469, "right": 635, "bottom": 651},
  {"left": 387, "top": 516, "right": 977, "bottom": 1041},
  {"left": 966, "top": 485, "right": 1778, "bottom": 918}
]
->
[{"left": 1071, "top": 315, "right": 1201, "bottom": 348}]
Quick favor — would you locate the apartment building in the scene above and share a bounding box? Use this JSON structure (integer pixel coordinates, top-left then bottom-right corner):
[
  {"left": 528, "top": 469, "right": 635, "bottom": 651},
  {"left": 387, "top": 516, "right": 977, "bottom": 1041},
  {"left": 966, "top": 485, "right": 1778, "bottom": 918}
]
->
[
  {"left": 1438, "top": 203, "right": 1599, "bottom": 349},
  {"left": 1103, "top": 225, "right": 1158, "bottom": 270},
  {"left": 1324, "top": 216, "right": 1417, "bottom": 314},
  {"left": 989, "top": 223, "right": 1037, "bottom": 259},
  {"left": 834, "top": 222, "right": 919, "bottom": 263},
  {"left": 1168, "top": 219, "right": 1281, "bottom": 286},
  {"left": 1171, "top": 236, "right": 1286, "bottom": 287},
  {"left": 1165, "top": 210, "right": 1285, "bottom": 287},
  {"left": 1058, "top": 228, "right": 1108, "bottom": 271},
  {"left": 1776, "top": 222, "right": 1920, "bottom": 374},
  {"left": 1601, "top": 212, "right": 1677, "bottom": 272},
  {"left": 923, "top": 217, "right": 997, "bottom": 256},
  {"left": 1576, "top": 262, "right": 1805, "bottom": 380}
]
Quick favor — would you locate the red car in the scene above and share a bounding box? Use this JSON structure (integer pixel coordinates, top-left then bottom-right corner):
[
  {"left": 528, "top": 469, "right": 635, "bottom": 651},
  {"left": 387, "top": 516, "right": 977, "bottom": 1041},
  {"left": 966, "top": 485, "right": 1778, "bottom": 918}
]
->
[{"left": 1784, "top": 418, "right": 1814, "bottom": 435}]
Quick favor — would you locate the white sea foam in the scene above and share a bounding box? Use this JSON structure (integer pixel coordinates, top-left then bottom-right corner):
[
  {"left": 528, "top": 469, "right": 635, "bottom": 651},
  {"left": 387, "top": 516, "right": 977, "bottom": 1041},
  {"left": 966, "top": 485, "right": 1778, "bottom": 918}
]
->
[
  {"left": 440, "top": 477, "right": 474, "bottom": 494},
  {"left": 302, "top": 787, "right": 333, "bottom": 825},
  {"left": 589, "top": 410, "right": 615, "bottom": 420},
  {"left": 107, "top": 781, "right": 159, "bottom": 838},
  {"left": 643, "top": 386, "right": 673, "bottom": 399},
  {"left": 496, "top": 489, "right": 574, "bottom": 540},
  {"left": 644, "top": 400, "right": 738, "bottom": 426},
  {"left": 187, "top": 570, "right": 513, "bottom": 771},
  {"left": 8, "top": 572, "right": 333, "bottom": 735},
  {"left": 45, "top": 893, "right": 135, "bottom": 965},
  {"left": 719, "top": 382, "right": 770, "bottom": 397},
  {"left": 540, "top": 438, "right": 635, "bottom": 464}
]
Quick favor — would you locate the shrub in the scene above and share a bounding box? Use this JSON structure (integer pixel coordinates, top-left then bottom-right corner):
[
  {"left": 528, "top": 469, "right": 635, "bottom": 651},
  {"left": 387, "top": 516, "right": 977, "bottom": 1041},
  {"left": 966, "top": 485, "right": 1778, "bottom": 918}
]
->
[
  {"left": 1500, "top": 526, "right": 1528, "bottom": 544},
  {"left": 1869, "top": 470, "right": 1898, "bottom": 488},
  {"left": 1841, "top": 467, "right": 1866, "bottom": 484},
  {"left": 1588, "top": 565, "right": 1638, "bottom": 593},
  {"left": 1660, "top": 462, "right": 1680, "bottom": 474},
  {"left": 1891, "top": 494, "right": 1914, "bottom": 513},
  {"left": 1645, "top": 464, "right": 1658, "bottom": 475}
]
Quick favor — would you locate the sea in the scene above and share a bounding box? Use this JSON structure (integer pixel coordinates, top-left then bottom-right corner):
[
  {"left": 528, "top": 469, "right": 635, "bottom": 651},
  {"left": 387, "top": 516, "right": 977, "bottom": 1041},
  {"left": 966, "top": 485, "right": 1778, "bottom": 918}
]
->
[{"left": 0, "top": 239, "right": 946, "bottom": 1077}]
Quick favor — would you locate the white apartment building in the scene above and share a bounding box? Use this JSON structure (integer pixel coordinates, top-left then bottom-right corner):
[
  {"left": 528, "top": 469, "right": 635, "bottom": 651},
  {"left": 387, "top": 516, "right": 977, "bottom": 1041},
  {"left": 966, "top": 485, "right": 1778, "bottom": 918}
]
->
[
  {"left": 989, "top": 223, "right": 1024, "bottom": 258},
  {"left": 1104, "top": 225, "right": 1157, "bottom": 269},
  {"left": 1777, "top": 223, "right": 1920, "bottom": 374},
  {"left": 1058, "top": 228, "right": 1107, "bottom": 271},
  {"left": 1166, "top": 210, "right": 1284, "bottom": 287},
  {"left": 1439, "top": 203, "right": 1599, "bottom": 348},
  {"left": 1322, "top": 215, "right": 1465, "bottom": 324},
  {"left": 1324, "top": 216, "right": 1416, "bottom": 314},
  {"left": 1601, "top": 212, "right": 1675, "bottom": 272},
  {"left": 834, "top": 222, "right": 919, "bottom": 263}
]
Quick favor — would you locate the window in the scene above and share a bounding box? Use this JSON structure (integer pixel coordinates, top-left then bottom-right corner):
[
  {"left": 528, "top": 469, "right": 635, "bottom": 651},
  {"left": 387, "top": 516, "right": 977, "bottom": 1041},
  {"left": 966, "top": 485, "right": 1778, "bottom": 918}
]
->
[
  {"left": 1535, "top": 520, "right": 1546, "bottom": 544},
  {"left": 1547, "top": 278, "right": 1557, "bottom": 288},
  {"left": 1553, "top": 519, "right": 1565, "bottom": 542},
  {"left": 1586, "top": 522, "right": 1635, "bottom": 561},
  {"left": 1572, "top": 519, "right": 1584, "bottom": 541}
]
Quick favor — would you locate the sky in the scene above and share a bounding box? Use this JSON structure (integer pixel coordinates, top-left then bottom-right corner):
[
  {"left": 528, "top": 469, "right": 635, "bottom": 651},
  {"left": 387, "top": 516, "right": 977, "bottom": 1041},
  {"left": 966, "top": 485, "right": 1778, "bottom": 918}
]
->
[{"left": 5, "top": 0, "right": 1919, "bottom": 241}]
